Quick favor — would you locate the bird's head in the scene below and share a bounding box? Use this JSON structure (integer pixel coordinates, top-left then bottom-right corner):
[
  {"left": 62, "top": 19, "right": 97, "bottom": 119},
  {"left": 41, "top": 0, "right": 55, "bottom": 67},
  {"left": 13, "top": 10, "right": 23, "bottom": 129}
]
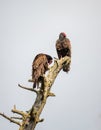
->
[
  {"left": 46, "top": 55, "right": 53, "bottom": 65},
  {"left": 59, "top": 32, "right": 66, "bottom": 41}
]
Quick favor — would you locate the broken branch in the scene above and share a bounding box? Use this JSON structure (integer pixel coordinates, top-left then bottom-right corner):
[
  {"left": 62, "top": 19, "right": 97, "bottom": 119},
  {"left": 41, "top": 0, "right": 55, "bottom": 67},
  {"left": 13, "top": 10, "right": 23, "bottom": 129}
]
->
[
  {"left": 0, "top": 112, "right": 21, "bottom": 126},
  {"left": 18, "top": 84, "right": 38, "bottom": 94}
]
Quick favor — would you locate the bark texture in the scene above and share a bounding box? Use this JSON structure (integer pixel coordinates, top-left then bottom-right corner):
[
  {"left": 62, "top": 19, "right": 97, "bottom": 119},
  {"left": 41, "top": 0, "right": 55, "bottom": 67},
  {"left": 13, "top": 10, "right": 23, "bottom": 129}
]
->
[{"left": 0, "top": 56, "right": 71, "bottom": 130}]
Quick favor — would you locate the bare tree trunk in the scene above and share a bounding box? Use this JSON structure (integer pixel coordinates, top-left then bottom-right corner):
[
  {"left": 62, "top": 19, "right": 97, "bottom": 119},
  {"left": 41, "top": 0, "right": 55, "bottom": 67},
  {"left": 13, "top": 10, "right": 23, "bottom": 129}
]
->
[{"left": 0, "top": 56, "right": 71, "bottom": 130}]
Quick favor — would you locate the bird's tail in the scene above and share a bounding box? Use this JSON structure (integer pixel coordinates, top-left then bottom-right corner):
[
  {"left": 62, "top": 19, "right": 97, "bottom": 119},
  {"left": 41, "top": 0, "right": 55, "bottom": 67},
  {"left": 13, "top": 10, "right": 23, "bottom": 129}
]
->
[{"left": 63, "top": 64, "right": 70, "bottom": 73}]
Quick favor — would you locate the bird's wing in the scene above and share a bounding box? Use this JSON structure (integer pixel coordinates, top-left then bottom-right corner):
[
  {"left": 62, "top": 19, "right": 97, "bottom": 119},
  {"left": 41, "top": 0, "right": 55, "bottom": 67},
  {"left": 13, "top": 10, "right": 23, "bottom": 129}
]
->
[
  {"left": 56, "top": 40, "right": 62, "bottom": 50},
  {"left": 63, "top": 38, "right": 71, "bottom": 49},
  {"left": 32, "top": 54, "right": 46, "bottom": 69}
]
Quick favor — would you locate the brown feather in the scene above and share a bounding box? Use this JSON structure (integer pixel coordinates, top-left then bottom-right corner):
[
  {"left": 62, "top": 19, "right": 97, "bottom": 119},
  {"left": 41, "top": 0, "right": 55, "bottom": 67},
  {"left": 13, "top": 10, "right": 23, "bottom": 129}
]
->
[
  {"left": 32, "top": 53, "right": 52, "bottom": 88},
  {"left": 56, "top": 33, "right": 71, "bottom": 72}
]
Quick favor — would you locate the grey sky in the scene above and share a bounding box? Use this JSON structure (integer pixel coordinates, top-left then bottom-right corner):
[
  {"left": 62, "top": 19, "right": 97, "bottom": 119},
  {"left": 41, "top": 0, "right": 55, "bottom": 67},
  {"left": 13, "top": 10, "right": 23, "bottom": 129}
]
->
[{"left": 0, "top": 0, "right": 101, "bottom": 130}]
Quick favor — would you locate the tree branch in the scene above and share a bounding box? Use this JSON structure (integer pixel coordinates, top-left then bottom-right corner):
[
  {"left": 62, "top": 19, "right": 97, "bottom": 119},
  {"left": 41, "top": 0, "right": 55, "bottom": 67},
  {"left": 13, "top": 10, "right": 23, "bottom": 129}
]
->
[
  {"left": 0, "top": 112, "right": 21, "bottom": 126},
  {"left": 11, "top": 116, "right": 23, "bottom": 120},
  {"left": 0, "top": 56, "right": 71, "bottom": 130},
  {"left": 18, "top": 84, "right": 38, "bottom": 94},
  {"left": 12, "top": 105, "right": 27, "bottom": 116}
]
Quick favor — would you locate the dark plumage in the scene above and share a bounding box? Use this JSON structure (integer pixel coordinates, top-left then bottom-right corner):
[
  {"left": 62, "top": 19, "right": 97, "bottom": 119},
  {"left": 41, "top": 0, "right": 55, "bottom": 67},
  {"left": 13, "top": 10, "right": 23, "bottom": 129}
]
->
[
  {"left": 56, "top": 32, "right": 71, "bottom": 72},
  {"left": 32, "top": 53, "right": 52, "bottom": 88}
]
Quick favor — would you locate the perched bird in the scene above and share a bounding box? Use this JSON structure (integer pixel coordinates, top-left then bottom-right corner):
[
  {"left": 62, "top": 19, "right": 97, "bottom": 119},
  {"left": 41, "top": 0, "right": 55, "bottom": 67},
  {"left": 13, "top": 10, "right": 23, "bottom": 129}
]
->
[
  {"left": 55, "top": 32, "right": 71, "bottom": 72},
  {"left": 32, "top": 53, "right": 52, "bottom": 88}
]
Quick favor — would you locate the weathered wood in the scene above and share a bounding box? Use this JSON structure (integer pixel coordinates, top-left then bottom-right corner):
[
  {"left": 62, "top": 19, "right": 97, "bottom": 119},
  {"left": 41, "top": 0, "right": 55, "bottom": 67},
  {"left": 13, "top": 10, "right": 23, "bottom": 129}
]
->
[{"left": 0, "top": 56, "right": 71, "bottom": 130}]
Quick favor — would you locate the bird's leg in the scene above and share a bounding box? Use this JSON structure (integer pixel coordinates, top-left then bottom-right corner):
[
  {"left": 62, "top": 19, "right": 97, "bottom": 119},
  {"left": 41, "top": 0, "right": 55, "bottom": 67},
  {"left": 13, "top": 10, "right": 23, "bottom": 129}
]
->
[{"left": 38, "top": 76, "right": 44, "bottom": 92}]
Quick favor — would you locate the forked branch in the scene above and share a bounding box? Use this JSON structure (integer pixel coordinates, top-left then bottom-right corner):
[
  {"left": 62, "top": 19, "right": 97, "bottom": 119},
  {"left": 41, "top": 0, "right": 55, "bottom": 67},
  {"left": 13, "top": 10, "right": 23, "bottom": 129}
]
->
[
  {"left": 0, "top": 112, "right": 21, "bottom": 126},
  {"left": 0, "top": 56, "right": 71, "bottom": 130}
]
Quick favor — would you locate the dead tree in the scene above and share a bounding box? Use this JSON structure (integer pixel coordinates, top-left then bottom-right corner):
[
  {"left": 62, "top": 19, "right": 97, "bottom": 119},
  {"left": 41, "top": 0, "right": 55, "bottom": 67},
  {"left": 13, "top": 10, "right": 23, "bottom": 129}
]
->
[{"left": 0, "top": 56, "right": 71, "bottom": 130}]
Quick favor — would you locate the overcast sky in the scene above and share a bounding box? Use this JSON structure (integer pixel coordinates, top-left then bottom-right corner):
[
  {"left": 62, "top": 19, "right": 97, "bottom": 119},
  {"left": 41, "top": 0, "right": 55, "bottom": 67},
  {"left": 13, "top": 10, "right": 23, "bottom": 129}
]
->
[{"left": 0, "top": 0, "right": 101, "bottom": 130}]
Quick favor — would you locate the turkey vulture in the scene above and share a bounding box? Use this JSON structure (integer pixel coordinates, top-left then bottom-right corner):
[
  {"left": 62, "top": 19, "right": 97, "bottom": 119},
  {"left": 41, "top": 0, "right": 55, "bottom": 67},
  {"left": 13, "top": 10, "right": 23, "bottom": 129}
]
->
[
  {"left": 32, "top": 53, "right": 52, "bottom": 88},
  {"left": 56, "top": 32, "right": 71, "bottom": 72}
]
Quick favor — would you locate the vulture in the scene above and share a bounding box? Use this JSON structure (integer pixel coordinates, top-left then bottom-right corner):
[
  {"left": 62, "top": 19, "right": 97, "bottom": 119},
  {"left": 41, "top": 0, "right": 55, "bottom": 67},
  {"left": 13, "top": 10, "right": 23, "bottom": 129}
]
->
[
  {"left": 56, "top": 32, "right": 71, "bottom": 72},
  {"left": 32, "top": 53, "right": 52, "bottom": 88}
]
